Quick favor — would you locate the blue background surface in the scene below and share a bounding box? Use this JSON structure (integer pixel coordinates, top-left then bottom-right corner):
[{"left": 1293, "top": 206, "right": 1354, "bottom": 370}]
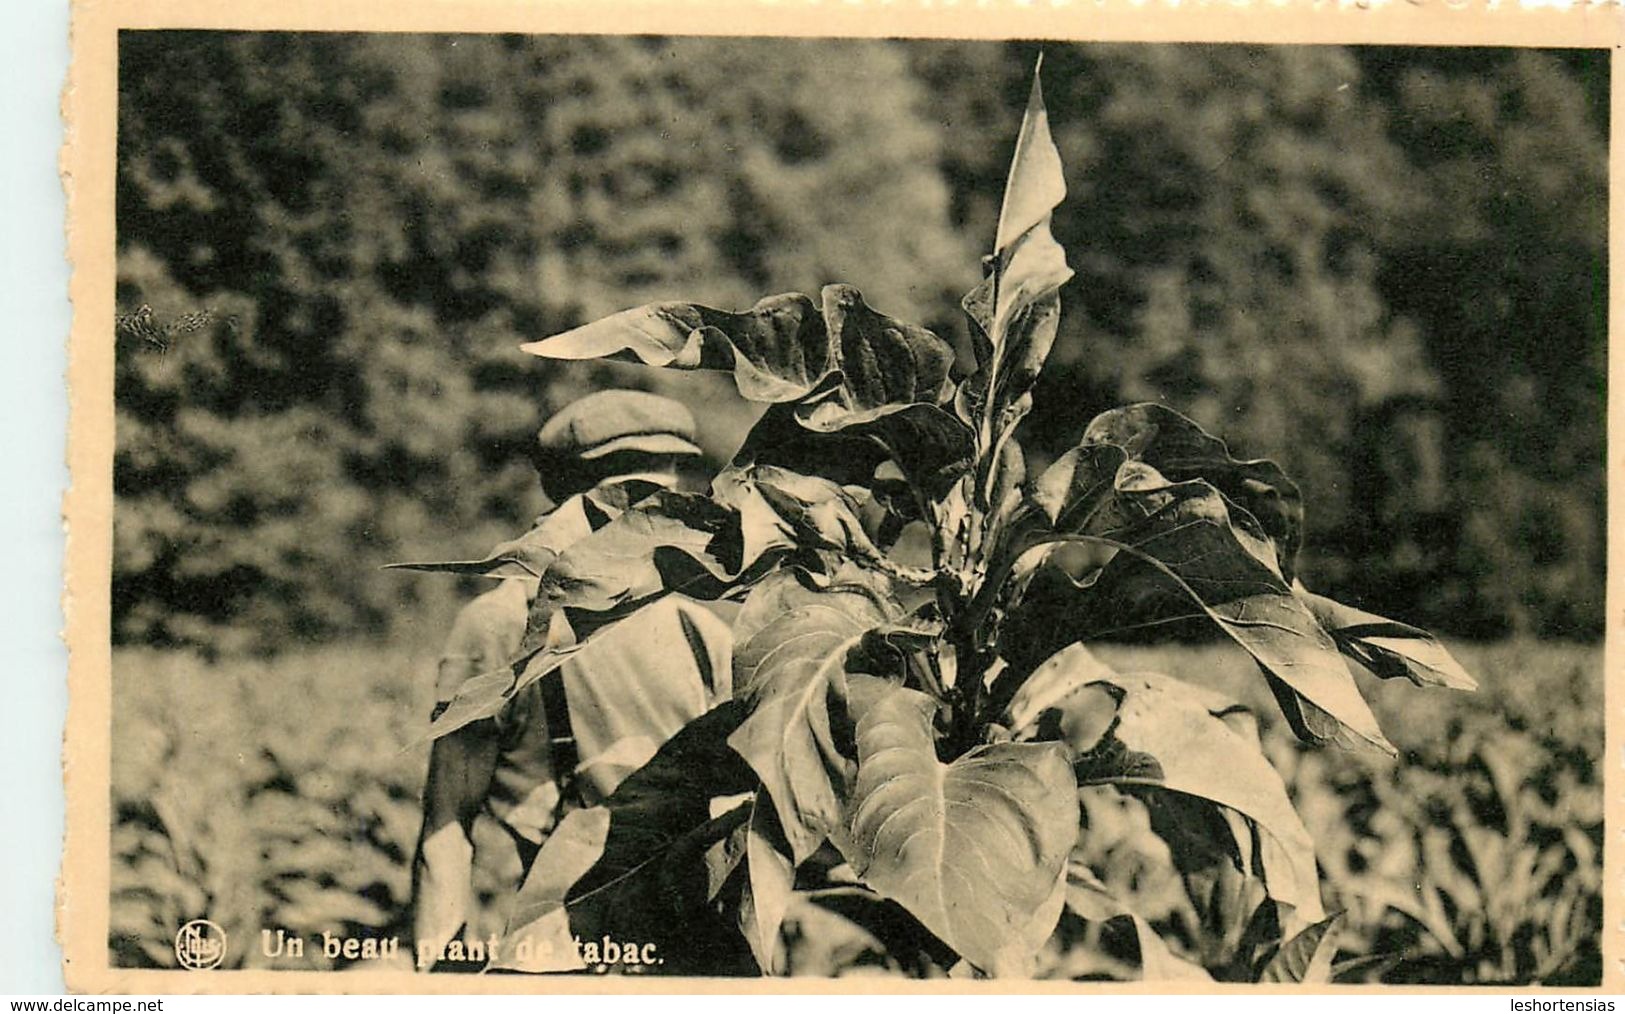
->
[{"left": 1, "top": 0, "right": 71, "bottom": 994}]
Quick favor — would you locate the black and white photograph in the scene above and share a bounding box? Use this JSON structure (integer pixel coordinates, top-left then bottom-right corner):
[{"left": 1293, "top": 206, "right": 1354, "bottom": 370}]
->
[{"left": 63, "top": 15, "right": 1610, "bottom": 992}]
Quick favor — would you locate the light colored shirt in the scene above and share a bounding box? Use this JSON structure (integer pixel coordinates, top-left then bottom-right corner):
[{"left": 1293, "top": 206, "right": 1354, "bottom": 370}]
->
[{"left": 436, "top": 578, "right": 732, "bottom": 842}]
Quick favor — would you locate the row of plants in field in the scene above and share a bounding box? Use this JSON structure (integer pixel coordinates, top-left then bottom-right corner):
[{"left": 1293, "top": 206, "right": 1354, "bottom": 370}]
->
[
  {"left": 112, "top": 648, "right": 438, "bottom": 972},
  {"left": 107, "top": 640, "right": 1601, "bottom": 982}
]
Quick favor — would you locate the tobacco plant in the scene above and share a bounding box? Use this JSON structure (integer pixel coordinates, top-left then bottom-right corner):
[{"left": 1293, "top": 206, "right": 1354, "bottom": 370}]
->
[{"left": 400, "top": 67, "right": 1477, "bottom": 980}]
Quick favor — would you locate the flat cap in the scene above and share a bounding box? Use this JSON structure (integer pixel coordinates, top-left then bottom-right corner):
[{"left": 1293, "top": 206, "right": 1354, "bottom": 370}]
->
[{"left": 538, "top": 390, "right": 703, "bottom": 461}]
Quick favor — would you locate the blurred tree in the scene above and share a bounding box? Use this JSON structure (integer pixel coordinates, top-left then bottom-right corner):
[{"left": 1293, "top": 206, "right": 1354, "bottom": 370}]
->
[
  {"left": 1347, "top": 48, "right": 1607, "bottom": 638},
  {"left": 115, "top": 32, "right": 974, "bottom": 653}
]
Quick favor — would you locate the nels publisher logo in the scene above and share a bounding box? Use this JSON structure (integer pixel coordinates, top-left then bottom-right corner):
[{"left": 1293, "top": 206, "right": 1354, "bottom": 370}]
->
[{"left": 174, "top": 919, "right": 227, "bottom": 970}]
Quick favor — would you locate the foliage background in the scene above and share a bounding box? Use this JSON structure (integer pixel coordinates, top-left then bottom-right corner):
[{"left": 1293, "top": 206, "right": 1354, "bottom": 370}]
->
[{"left": 115, "top": 34, "right": 1606, "bottom": 654}]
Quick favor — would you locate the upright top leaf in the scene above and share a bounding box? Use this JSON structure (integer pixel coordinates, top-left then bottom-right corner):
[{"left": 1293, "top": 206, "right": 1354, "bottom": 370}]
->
[
  {"left": 962, "top": 60, "right": 1075, "bottom": 499},
  {"left": 994, "top": 59, "right": 1068, "bottom": 261}
]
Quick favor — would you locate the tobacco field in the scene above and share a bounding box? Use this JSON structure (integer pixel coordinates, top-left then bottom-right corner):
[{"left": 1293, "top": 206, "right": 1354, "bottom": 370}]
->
[{"left": 108, "top": 637, "right": 1602, "bottom": 984}]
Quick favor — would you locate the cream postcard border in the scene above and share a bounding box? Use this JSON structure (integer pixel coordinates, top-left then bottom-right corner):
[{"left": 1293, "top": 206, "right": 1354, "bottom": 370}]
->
[{"left": 60, "top": 0, "right": 1625, "bottom": 994}]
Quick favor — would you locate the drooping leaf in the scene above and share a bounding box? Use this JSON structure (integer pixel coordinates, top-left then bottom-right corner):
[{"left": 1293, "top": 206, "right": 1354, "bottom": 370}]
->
[
  {"left": 1082, "top": 403, "right": 1305, "bottom": 580},
  {"left": 383, "top": 481, "right": 653, "bottom": 579},
  {"left": 817, "top": 284, "right": 955, "bottom": 414},
  {"left": 1265, "top": 676, "right": 1389, "bottom": 757},
  {"left": 1008, "top": 644, "right": 1327, "bottom": 922},
  {"left": 1006, "top": 462, "right": 1394, "bottom": 755},
  {"left": 796, "top": 399, "right": 975, "bottom": 501},
  {"left": 516, "top": 489, "right": 792, "bottom": 658},
  {"left": 496, "top": 703, "right": 758, "bottom": 974},
  {"left": 713, "top": 464, "right": 887, "bottom": 566},
  {"left": 423, "top": 491, "right": 792, "bottom": 741},
  {"left": 839, "top": 676, "right": 1078, "bottom": 975},
  {"left": 1259, "top": 912, "right": 1344, "bottom": 983},
  {"left": 519, "top": 293, "right": 833, "bottom": 404},
  {"left": 726, "top": 587, "right": 899, "bottom": 862},
  {"left": 1297, "top": 586, "right": 1477, "bottom": 691}
]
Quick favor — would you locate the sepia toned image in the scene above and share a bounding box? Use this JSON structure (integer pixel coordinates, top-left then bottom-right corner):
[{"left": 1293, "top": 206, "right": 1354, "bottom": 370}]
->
[{"left": 61, "top": 4, "right": 1612, "bottom": 994}]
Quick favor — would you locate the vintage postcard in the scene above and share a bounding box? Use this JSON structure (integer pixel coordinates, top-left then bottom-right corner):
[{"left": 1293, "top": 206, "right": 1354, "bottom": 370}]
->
[{"left": 60, "top": 0, "right": 1620, "bottom": 994}]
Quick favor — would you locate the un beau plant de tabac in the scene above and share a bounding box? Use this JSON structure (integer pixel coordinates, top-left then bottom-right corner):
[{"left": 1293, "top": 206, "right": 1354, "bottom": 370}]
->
[{"left": 396, "top": 66, "right": 1477, "bottom": 980}]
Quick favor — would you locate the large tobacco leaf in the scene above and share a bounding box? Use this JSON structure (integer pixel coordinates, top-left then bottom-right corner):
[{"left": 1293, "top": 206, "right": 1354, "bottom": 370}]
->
[
  {"left": 1007, "top": 644, "right": 1326, "bottom": 923},
  {"left": 1081, "top": 403, "right": 1305, "bottom": 581},
  {"left": 1008, "top": 460, "right": 1393, "bottom": 755},
  {"left": 814, "top": 284, "right": 955, "bottom": 415},
  {"left": 520, "top": 284, "right": 957, "bottom": 422},
  {"left": 496, "top": 702, "right": 758, "bottom": 973},
  {"left": 726, "top": 578, "right": 900, "bottom": 862},
  {"left": 838, "top": 676, "right": 1078, "bottom": 975},
  {"left": 520, "top": 293, "right": 832, "bottom": 404}
]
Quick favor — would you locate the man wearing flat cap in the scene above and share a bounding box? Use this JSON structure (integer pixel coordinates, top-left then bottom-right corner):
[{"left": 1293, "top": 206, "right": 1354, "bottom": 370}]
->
[{"left": 411, "top": 390, "right": 732, "bottom": 971}]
